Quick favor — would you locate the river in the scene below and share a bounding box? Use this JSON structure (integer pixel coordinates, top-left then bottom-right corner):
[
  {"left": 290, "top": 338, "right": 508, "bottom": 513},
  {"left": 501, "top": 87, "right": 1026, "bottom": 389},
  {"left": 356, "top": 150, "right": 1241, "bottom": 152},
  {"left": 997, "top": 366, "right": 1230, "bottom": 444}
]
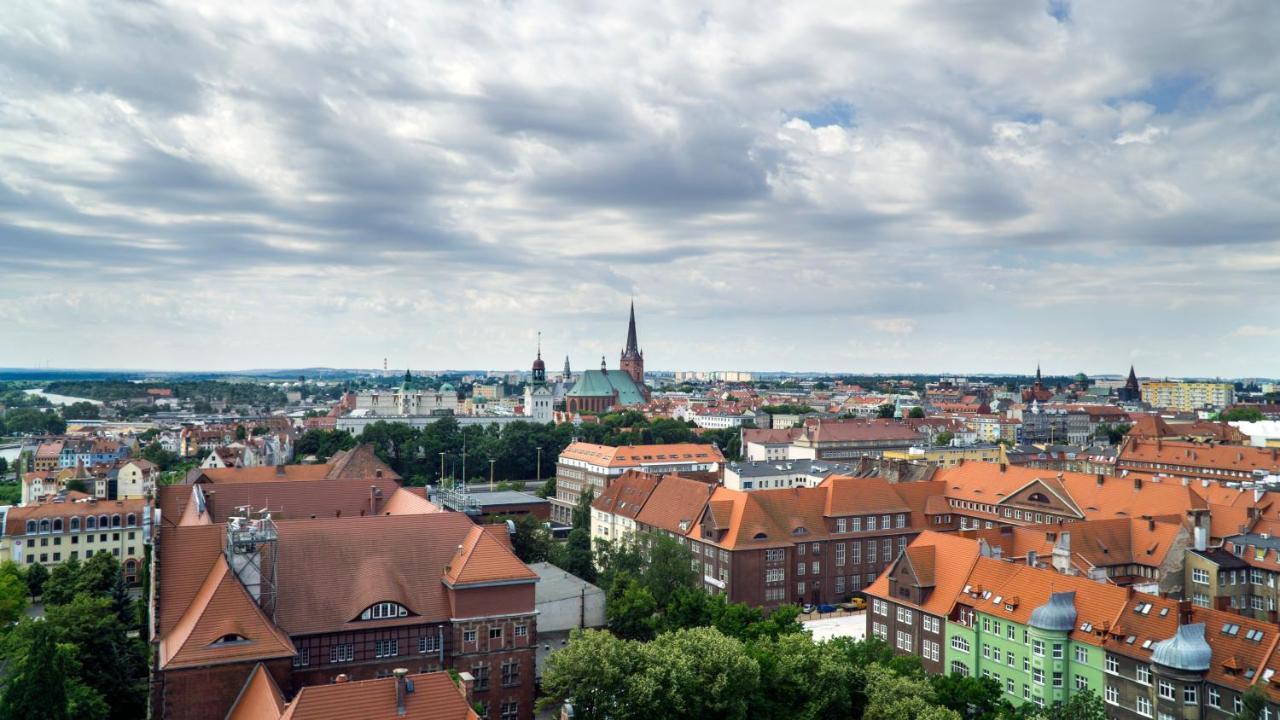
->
[{"left": 23, "top": 388, "right": 103, "bottom": 406}]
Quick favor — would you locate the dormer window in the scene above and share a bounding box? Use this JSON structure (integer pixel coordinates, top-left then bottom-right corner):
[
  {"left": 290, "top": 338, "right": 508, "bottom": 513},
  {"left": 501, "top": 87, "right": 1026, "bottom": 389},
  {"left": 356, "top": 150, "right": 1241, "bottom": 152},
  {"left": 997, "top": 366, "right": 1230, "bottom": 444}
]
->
[
  {"left": 359, "top": 602, "right": 410, "bottom": 621},
  {"left": 210, "top": 633, "right": 249, "bottom": 646},
  {"left": 1027, "top": 492, "right": 1050, "bottom": 504}
]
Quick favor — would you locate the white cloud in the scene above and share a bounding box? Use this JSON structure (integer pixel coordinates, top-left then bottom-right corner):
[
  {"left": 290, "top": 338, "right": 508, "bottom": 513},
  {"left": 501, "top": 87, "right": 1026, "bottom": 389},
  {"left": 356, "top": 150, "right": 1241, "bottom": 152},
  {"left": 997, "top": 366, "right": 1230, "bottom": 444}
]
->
[{"left": 0, "top": 0, "right": 1277, "bottom": 374}]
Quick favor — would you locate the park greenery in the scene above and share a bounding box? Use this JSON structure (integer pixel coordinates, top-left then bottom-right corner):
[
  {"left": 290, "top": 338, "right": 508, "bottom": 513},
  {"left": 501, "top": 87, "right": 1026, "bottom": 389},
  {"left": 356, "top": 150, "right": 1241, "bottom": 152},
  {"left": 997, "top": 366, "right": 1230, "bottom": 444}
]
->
[
  {"left": 760, "top": 404, "right": 816, "bottom": 416},
  {"left": 0, "top": 554, "right": 146, "bottom": 719}
]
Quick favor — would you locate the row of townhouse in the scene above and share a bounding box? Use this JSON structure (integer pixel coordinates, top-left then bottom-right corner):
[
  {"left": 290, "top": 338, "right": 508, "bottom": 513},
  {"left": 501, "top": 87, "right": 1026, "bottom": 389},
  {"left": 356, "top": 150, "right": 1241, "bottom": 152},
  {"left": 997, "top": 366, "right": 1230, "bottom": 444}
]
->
[
  {"left": 591, "top": 470, "right": 938, "bottom": 607},
  {"left": 0, "top": 493, "right": 149, "bottom": 580},
  {"left": 20, "top": 457, "right": 160, "bottom": 504},
  {"left": 869, "top": 531, "right": 1280, "bottom": 719},
  {"left": 31, "top": 436, "right": 129, "bottom": 471}
]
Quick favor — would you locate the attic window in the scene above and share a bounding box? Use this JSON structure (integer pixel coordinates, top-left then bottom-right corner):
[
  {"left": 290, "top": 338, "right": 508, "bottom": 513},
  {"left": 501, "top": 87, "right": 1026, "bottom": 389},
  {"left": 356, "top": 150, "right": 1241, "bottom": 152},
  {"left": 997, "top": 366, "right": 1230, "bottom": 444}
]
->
[
  {"left": 1158, "top": 608, "right": 1169, "bottom": 617},
  {"left": 754, "top": 532, "right": 768, "bottom": 540},
  {"left": 210, "top": 634, "right": 249, "bottom": 646},
  {"left": 992, "top": 596, "right": 1002, "bottom": 605},
  {"left": 792, "top": 527, "right": 809, "bottom": 536},
  {"left": 1141, "top": 639, "right": 1153, "bottom": 649},
  {"left": 359, "top": 602, "right": 410, "bottom": 621},
  {"left": 1134, "top": 602, "right": 1152, "bottom": 615},
  {"left": 1246, "top": 629, "right": 1265, "bottom": 642},
  {"left": 1222, "top": 624, "right": 1241, "bottom": 636},
  {"left": 1125, "top": 635, "right": 1136, "bottom": 644},
  {"left": 1080, "top": 622, "right": 1093, "bottom": 632},
  {"left": 1027, "top": 492, "right": 1050, "bottom": 504}
]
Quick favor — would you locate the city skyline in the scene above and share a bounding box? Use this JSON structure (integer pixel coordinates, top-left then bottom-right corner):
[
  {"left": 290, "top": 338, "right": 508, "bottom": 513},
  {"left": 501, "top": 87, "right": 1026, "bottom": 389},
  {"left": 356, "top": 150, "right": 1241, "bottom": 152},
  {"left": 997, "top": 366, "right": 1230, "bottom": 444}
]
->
[{"left": 3, "top": 2, "right": 1279, "bottom": 375}]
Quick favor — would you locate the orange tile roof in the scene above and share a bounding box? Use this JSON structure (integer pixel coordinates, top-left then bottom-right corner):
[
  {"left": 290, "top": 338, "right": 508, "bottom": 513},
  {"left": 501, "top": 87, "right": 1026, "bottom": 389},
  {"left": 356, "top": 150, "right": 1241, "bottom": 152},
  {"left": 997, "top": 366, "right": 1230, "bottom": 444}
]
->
[
  {"left": 443, "top": 524, "right": 539, "bottom": 587},
  {"left": 1120, "top": 438, "right": 1280, "bottom": 476},
  {"left": 634, "top": 474, "right": 716, "bottom": 535},
  {"left": 5, "top": 497, "right": 146, "bottom": 535},
  {"left": 227, "top": 664, "right": 287, "bottom": 720},
  {"left": 820, "top": 475, "right": 911, "bottom": 516},
  {"left": 864, "top": 531, "right": 983, "bottom": 618},
  {"left": 159, "top": 477, "right": 406, "bottom": 524},
  {"left": 380, "top": 488, "right": 442, "bottom": 515},
  {"left": 972, "top": 517, "right": 1185, "bottom": 576},
  {"left": 559, "top": 442, "right": 724, "bottom": 468},
  {"left": 591, "top": 470, "right": 661, "bottom": 520},
  {"left": 158, "top": 555, "right": 296, "bottom": 670},
  {"left": 278, "top": 671, "right": 479, "bottom": 720}
]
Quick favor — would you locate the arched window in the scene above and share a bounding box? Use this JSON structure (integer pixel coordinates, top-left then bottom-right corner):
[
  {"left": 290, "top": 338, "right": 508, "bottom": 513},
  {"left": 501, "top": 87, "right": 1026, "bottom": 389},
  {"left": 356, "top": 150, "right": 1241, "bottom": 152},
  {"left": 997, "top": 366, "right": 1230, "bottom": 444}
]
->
[
  {"left": 52, "top": 518, "right": 63, "bottom": 532},
  {"left": 25, "top": 520, "right": 35, "bottom": 535},
  {"left": 126, "top": 513, "right": 137, "bottom": 527},
  {"left": 753, "top": 532, "right": 768, "bottom": 540},
  {"left": 358, "top": 602, "right": 410, "bottom": 621},
  {"left": 1027, "top": 492, "right": 1050, "bottom": 504},
  {"left": 111, "top": 514, "right": 121, "bottom": 528},
  {"left": 99, "top": 515, "right": 109, "bottom": 529},
  {"left": 86, "top": 516, "right": 97, "bottom": 530},
  {"left": 38, "top": 519, "right": 50, "bottom": 534},
  {"left": 70, "top": 517, "right": 80, "bottom": 532}
]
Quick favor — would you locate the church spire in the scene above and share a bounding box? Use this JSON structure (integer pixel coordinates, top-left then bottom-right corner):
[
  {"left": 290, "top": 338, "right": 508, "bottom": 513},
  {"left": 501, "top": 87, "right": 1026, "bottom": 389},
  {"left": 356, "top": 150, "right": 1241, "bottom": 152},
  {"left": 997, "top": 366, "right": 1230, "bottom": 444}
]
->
[{"left": 624, "top": 298, "right": 640, "bottom": 358}]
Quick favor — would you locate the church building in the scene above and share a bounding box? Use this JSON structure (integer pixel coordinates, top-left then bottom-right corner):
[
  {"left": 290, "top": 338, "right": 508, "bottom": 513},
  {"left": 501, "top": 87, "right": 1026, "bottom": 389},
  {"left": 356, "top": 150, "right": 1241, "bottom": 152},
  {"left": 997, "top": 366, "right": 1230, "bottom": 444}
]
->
[
  {"left": 523, "top": 335, "right": 555, "bottom": 423},
  {"left": 563, "top": 302, "right": 651, "bottom": 414}
]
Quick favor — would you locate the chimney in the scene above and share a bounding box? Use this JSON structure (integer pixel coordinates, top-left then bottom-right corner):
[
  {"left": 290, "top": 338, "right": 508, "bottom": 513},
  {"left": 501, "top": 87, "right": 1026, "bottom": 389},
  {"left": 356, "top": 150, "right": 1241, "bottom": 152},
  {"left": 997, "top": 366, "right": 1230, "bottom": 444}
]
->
[
  {"left": 457, "top": 671, "right": 475, "bottom": 703},
  {"left": 275, "top": 463, "right": 285, "bottom": 476},
  {"left": 1142, "top": 515, "right": 1155, "bottom": 531},
  {"left": 393, "top": 668, "right": 410, "bottom": 715},
  {"left": 1190, "top": 510, "right": 1209, "bottom": 552},
  {"left": 1178, "top": 599, "right": 1194, "bottom": 625},
  {"left": 1096, "top": 473, "right": 1105, "bottom": 486},
  {"left": 999, "top": 463, "right": 1007, "bottom": 473},
  {"left": 1052, "top": 532, "right": 1072, "bottom": 574},
  {"left": 370, "top": 485, "right": 384, "bottom": 515},
  {"left": 1027, "top": 550, "right": 1038, "bottom": 568}
]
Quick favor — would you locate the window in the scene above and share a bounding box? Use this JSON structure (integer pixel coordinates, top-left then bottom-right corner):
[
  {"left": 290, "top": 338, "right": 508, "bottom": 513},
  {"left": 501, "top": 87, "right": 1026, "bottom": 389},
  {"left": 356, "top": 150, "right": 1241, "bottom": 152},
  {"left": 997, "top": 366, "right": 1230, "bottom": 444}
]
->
[
  {"left": 515, "top": 624, "right": 528, "bottom": 638},
  {"left": 1076, "top": 676, "right": 1088, "bottom": 691},
  {"left": 797, "top": 562, "right": 805, "bottom": 576},
  {"left": 1183, "top": 685, "right": 1197, "bottom": 704},
  {"left": 1208, "top": 686, "right": 1220, "bottom": 708},
  {"left": 951, "top": 635, "right": 970, "bottom": 653},
  {"left": 375, "top": 639, "right": 399, "bottom": 658},
  {"left": 797, "top": 582, "right": 806, "bottom": 596},
  {"left": 1105, "top": 654, "right": 1118, "bottom": 673},
  {"left": 850, "top": 543, "right": 861, "bottom": 564},
  {"left": 501, "top": 659, "right": 521, "bottom": 687},
  {"left": 472, "top": 664, "right": 490, "bottom": 692},
  {"left": 293, "top": 648, "right": 310, "bottom": 667},
  {"left": 419, "top": 635, "right": 439, "bottom": 654},
  {"left": 883, "top": 542, "right": 892, "bottom": 562},
  {"left": 1032, "top": 668, "right": 1043, "bottom": 686},
  {"left": 490, "top": 627, "right": 503, "bottom": 641},
  {"left": 1052, "top": 671, "right": 1063, "bottom": 689},
  {"left": 500, "top": 701, "right": 519, "bottom": 720},
  {"left": 1158, "top": 679, "right": 1175, "bottom": 700},
  {"left": 835, "top": 576, "right": 845, "bottom": 595},
  {"left": 896, "top": 631, "right": 912, "bottom": 651},
  {"left": 1075, "top": 646, "right": 1087, "bottom": 663},
  {"left": 896, "top": 607, "right": 913, "bottom": 624},
  {"left": 1007, "top": 678, "right": 1016, "bottom": 694},
  {"left": 836, "top": 518, "right": 847, "bottom": 533},
  {"left": 1032, "top": 639, "right": 1044, "bottom": 657},
  {"left": 464, "top": 630, "right": 477, "bottom": 643},
  {"left": 1052, "top": 643, "right": 1063, "bottom": 659},
  {"left": 1006, "top": 624, "right": 1015, "bottom": 640},
  {"left": 1105, "top": 685, "right": 1118, "bottom": 705},
  {"left": 360, "top": 602, "right": 409, "bottom": 620},
  {"left": 922, "top": 639, "right": 940, "bottom": 661},
  {"left": 835, "top": 544, "right": 845, "bottom": 566},
  {"left": 1136, "top": 664, "right": 1150, "bottom": 685},
  {"left": 1136, "top": 695, "right": 1152, "bottom": 717},
  {"left": 951, "top": 661, "right": 969, "bottom": 677},
  {"left": 811, "top": 561, "right": 820, "bottom": 574},
  {"left": 867, "top": 516, "right": 877, "bottom": 531},
  {"left": 329, "top": 643, "right": 353, "bottom": 663},
  {"left": 766, "top": 549, "right": 784, "bottom": 562},
  {"left": 1193, "top": 567, "right": 1210, "bottom": 584},
  {"left": 873, "top": 599, "right": 888, "bottom": 616}
]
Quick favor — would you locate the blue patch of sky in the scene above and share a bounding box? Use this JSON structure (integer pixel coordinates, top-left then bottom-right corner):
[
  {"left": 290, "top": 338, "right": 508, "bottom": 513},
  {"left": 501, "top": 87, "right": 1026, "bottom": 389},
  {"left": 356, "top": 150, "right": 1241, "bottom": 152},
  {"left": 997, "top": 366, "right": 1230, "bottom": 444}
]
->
[
  {"left": 793, "top": 100, "right": 855, "bottom": 128},
  {"left": 1112, "top": 73, "right": 1214, "bottom": 115},
  {"left": 1047, "top": 0, "right": 1071, "bottom": 22}
]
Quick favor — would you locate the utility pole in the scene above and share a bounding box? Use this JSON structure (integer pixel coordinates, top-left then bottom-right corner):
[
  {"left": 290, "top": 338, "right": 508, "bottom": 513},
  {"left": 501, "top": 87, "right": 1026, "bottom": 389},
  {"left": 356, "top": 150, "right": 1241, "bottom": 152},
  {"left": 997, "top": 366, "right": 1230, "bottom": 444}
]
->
[
  {"left": 439, "top": 452, "right": 445, "bottom": 484},
  {"left": 536, "top": 446, "right": 543, "bottom": 484},
  {"left": 461, "top": 444, "right": 467, "bottom": 488},
  {"left": 489, "top": 458, "right": 496, "bottom": 490}
]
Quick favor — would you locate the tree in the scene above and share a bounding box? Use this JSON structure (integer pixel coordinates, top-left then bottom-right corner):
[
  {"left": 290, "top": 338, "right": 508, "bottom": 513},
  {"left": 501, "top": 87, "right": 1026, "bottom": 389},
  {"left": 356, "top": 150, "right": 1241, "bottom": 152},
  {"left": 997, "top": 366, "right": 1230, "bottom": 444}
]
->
[
  {"left": 295, "top": 428, "right": 356, "bottom": 461},
  {"left": 0, "top": 561, "right": 28, "bottom": 626},
  {"left": 909, "top": 407, "right": 926, "bottom": 418},
  {"left": 0, "top": 456, "right": 8, "bottom": 477},
  {"left": 1, "top": 621, "right": 74, "bottom": 720},
  {"left": 606, "top": 575, "right": 658, "bottom": 641},
  {"left": 64, "top": 401, "right": 100, "bottom": 420},
  {"left": 234, "top": 424, "right": 247, "bottom": 441},
  {"left": 44, "top": 594, "right": 148, "bottom": 719},
  {"left": 935, "top": 431, "right": 955, "bottom": 446},
  {"left": 42, "top": 557, "right": 82, "bottom": 606},
  {"left": 862, "top": 664, "right": 960, "bottom": 720},
  {"left": 536, "top": 476, "right": 557, "bottom": 499},
  {"left": 78, "top": 553, "right": 121, "bottom": 598},
  {"left": 557, "top": 528, "right": 597, "bottom": 583},
  {"left": 1233, "top": 685, "right": 1269, "bottom": 720},
  {"left": 929, "top": 673, "right": 1009, "bottom": 720},
  {"left": 749, "top": 632, "right": 860, "bottom": 720},
  {"left": 539, "top": 629, "right": 646, "bottom": 720},
  {"left": 636, "top": 628, "right": 760, "bottom": 720},
  {"left": 141, "top": 441, "right": 178, "bottom": 471},
  {"left": 877, "top": 404, "right": 897, "bottom": 419},
  {"left": 1222, "top": 407, "right": 1265, "bottom": 422},
  {"left": 500, "top": 514, "right": 551, "bottom": 564},
  {"left": 638, "top": 533, "right": 697, "bottom": 608},
  {"left": 24, "top": 561, "right": 48, "bottom": 601}
]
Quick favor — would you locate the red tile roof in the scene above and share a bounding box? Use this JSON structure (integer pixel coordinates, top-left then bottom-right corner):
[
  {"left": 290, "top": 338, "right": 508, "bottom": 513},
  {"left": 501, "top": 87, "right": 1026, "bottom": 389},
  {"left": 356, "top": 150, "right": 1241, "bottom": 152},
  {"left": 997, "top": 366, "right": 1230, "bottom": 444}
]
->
[
  {"left": 559, "top": 442, "right": 724, "bottom": 468},
  {"left": 279, "top": 671, "right": 479, "bottom": 720}
]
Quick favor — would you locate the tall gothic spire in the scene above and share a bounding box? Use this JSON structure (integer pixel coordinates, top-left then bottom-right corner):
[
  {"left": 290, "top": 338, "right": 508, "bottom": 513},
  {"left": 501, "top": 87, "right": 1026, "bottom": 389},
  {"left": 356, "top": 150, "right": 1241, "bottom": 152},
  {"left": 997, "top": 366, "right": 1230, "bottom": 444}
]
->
[
  {"left": 624, "top": 298, "right": 640, "bottom": 358},
  {"left": 1035, "top": 363, "right": 1042, "bottom": 383}
]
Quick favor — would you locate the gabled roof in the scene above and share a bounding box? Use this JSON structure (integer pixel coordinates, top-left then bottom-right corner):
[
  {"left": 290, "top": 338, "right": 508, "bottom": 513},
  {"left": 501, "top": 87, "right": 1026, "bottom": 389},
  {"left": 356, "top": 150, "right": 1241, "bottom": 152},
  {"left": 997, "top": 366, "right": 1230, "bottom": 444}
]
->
[
  {"left": 820, "top": 475, "right": 911, "bottom": 517},
  {"left": 591, "top": 470, "right": 661, "bottom": 519},
  {"left": 1120, "top": 438, "right": 1280, "bottom": 475},
  {"left": 864, "top": 531, "right": 983, "bottom": 617},
  {"left": 634, "top": 474, "right": 715, "bottom": 535},
  {"left": 559, "top": 442, "right": 723, "bottom": 468},
  {"left": 443, "top": 525, "right": 539, "bottom": 588},
  {"left": 159, "top": 477, "right": 405, "bottom": 525},
  {"left": 158, "top": 555, "right": 296, "bottom": 670},
  {"left": 325, "top": 444, "right": 402, "bottom": 481},
  {"left": 379, "top": 488, "right": 441, "bottom": 515},
  {"left": 227, "top": 664, "right": 286, "bottom": 720}
]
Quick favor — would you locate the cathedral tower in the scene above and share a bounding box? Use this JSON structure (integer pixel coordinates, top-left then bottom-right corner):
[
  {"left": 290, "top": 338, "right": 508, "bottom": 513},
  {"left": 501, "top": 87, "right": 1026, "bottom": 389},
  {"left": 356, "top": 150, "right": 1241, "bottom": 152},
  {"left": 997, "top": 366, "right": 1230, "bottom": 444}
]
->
[{"left": 619, "top": 300, "right": 645, "bottom": 386}]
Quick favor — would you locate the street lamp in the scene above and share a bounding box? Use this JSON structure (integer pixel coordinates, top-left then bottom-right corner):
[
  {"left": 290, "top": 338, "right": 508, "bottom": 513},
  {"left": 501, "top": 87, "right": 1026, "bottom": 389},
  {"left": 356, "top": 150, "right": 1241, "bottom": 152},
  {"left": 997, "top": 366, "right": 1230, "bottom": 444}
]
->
[
  {"left": 438, "top": 452, "right": 445, "bottom": 484},
  {"left": 536, "top": 446, "right": 543, "bottom": 484}
]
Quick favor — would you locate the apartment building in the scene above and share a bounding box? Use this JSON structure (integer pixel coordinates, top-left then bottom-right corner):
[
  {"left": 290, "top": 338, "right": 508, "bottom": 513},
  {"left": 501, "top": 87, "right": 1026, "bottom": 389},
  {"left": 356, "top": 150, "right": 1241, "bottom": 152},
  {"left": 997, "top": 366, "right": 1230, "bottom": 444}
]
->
[
  {"left": 789, "top": 420, "right": 923, "bottom": 460},
  {"left": 0, "top": 493, "right": 148, "bottom": 581},
  {"left": 868, "top": 533, "right": 1280, "bottom": 718},
  {"left": 1142, "top": 382, "right": 1235, "bottom": 412},
  {"left": 592, "top": 472, "right": 934, "bottom": 607},
  {"left": 1117, "top": 439, "right": 1280, "bottom": 484},
  {"left": 550, "top": 442, "right": 723, "bottom": 525}
]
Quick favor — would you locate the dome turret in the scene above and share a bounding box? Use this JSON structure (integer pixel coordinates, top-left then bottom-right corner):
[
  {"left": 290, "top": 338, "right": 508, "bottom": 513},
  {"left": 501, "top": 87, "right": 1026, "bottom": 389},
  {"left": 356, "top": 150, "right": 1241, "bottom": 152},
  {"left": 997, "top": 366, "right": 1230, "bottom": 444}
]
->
[
  {"left": 1029, "top": 591, "right": 1077, "bottom": 631},
  {"left": 1151, "top": 623, "right": 1212, "bottom": 672}
]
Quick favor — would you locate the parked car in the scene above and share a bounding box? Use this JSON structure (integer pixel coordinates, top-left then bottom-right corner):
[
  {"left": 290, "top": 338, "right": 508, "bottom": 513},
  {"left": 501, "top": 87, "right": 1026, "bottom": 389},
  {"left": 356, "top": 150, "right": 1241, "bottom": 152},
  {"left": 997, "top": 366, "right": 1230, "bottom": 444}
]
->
[
  {"left": 848, "top": 597, "right": 867, "bottom": 610},
  {"left": 816, "top": 603, "right": 836, "bottom": 614},
  {"left": 801, "top": 603, "right": 815, "bottom": 614}
]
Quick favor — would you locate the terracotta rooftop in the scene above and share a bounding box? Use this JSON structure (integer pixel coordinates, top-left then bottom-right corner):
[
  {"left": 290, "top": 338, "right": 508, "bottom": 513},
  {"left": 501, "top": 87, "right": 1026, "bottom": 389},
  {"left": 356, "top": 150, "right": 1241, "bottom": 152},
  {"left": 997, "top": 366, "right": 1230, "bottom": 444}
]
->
[
  {"left": 158, "top": 477, "right": 407, "bottom": 526},
  {"left": 634, "top": 474, "right": 716, "bottom": 536},
  {"left": 226, "top": 664, "right": 286, "bottom": 720},
  {"left": 864, "top": 531, "right": 983, "bottom": 618},
  {"left": 591, "top": 470, "right": 661, "bottom": 520},
  {"left": 1120, "top": 438, "right": 1280, "bottom": 476},
  {"left": 972, "top": 517, "right": 1185, "bottom": 576},
  {"left": 443, "top": 524, "right": 539, "bottom": 588},
  {"left": 279, "top": 671, "right": 479, "bottom": 720},
  {"left": 801, "top": 422, "right": 922, "bottom": 444},
  {"left": 559, "top": 442, "right": 724, "bottom": 468}
]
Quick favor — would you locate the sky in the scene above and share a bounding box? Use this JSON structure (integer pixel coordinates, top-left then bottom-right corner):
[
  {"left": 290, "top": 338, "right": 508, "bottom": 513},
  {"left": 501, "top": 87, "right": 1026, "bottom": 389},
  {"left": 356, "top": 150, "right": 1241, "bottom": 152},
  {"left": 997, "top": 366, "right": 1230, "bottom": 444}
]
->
[{"left": 1, "top": 1, "right": 1278, "bottom": 377}]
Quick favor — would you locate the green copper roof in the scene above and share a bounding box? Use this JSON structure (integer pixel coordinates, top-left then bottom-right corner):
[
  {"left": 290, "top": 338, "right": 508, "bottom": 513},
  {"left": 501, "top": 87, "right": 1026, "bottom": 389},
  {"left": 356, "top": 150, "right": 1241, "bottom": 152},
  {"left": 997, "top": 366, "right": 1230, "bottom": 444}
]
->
[{"left": 565, "top": 369, "right": 645, "bottom": 405}]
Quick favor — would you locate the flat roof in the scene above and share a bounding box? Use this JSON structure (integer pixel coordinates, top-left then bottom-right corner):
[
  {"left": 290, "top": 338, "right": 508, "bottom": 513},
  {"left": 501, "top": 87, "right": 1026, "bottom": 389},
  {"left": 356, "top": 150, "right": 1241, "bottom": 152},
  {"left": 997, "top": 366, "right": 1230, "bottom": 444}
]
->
[
  {"left": 473, "top": 490, "right": 550, "bottom": 507},
  {"left": 528, "top": 562, "right": 604, "bottom": 604}
]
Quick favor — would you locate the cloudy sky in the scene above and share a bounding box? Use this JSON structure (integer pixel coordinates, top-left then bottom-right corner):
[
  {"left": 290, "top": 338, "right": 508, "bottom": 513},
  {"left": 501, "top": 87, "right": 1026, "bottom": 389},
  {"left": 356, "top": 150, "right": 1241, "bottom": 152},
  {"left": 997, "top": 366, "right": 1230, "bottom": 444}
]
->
[{"left": 2, "top": 1, "right": 1278, "bottom": 376}]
